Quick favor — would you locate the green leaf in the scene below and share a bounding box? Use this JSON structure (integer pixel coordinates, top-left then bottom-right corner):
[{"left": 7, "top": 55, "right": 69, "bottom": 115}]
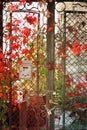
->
[{"left": 39, "top": 68, "right": 47, "bottom": 75}]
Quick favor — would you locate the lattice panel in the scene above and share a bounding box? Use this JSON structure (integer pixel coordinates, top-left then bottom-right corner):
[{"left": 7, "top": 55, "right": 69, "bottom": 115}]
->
[
  {"left": 55, "top": 11, "right": 87, "bottom": 130},
  {"left": 3, "top": 2, "right": 47, "bottom": 130},
  {"left": 65, "top": 11, "right": 87, "bottom": 130}
]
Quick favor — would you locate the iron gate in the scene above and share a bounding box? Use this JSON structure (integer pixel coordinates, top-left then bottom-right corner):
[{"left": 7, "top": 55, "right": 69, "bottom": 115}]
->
[
  {"left": 2, "top": 1, "right": 47, "bottom": 130},
  {"left": 55, "top": 2, "right": 87, "bottom": 130}
]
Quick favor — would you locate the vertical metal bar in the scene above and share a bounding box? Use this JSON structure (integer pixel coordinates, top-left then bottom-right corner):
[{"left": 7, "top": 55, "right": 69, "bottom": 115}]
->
[
  {"left": 36, "top": 12, "right": 40, "bottom": 95},
  {"left": 62, "top": 11, "right": 66, "bottom": 130},
  {"left": 8, "top": 12, "right": 13, "bottom": 130},
  {"left": 47, "top": 1, "right": 55, "bottom": 130},
  {"left": 0, "top": 1, "right": 3, "bottom": 48},
  {"left": 36, "top": 12, "right": 40, "bottom": 130},
  {"left": 9, "top": 81, "right": 12, "bottom": 130}
]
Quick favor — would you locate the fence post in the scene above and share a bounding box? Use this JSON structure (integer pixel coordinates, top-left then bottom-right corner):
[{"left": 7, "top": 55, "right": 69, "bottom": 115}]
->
[{"left": 47, "top": 1, "right": 55, "bottom": 130}]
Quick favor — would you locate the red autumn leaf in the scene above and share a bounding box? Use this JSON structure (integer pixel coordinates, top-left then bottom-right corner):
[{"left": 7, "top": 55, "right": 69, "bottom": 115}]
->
[
  {"left": 72, "top": 42, "right": 81, "bottom": 56},
  {"left": 80, "top": 82, "right": 87, "bottom": 87},
  {"left": 82, "top": 43, "right": 87, "bottom": 51},
  {"left": 20, "top": 0, "right": 26, "bottom": 2},
  {"left": 11, "top": 43, "right": 20, "bottom": 50},
  {"left": 65, "top": 75, "right": 72, "bottom": 88},
  {"left": 74, "top": 103, "right": 87, "bottom": 109},
  {"left": 27, "top": 55, "right": 31, "bottom": 60},
  {"left": 61, "top": 54, "right": 68, "bottom": 58},
  {"left": 10, "top": 53, "right": 19, "bottom": 59},
  {"left": 72, "top": 47, "right": 81, "bottom": 56},
  {"left": 21, "top": 48, "right": 29, "bottom": 54},
  {"left": 17, "top": 60, "right": 22, "bottom": 66},
  {"left": 5, "top": 60, "right": 12, "bottom": 68},
  {"left": 73, "top": 91, "right": 80, "bottom": 96},
  {"left": 19, "top": 1, "right": 26, "bottom": 6},
  {"left": 0, "top": 61, "right": 4, "bottom": 73},
  {"left": 39, "top": 53, "right": 43, "bottom": 58},
  {"left": 66, "top": 91, "right": 80, "bottom": 98},
  {"left": 73, "top": 42, "right": 80, "bottom": 47},
  {"left": 65, "top": 92, "right": 74, "bottom": 97},
  {"left": 72, "top": 42, "right": 80, "bottom": 47},
  {"left": 48, "top": 0, "right": 53, "bottom": 2},
  {"left": 0, "top": 51, "right": 4, "bottom": 60},
  {"left": 12, "top": 26, "right": 20, "bottom": 33},
  {"left": 25, "top": 14, "right": 37, "bottom": 25},
  {"left": 9, "top": 36, "right": 18, "bottom": 42},
  {"left": 5, "top": 22, "right": 13, "bottom": 27},
  {"left": 12, "top": 91, "right": 17, "bottom": 97},
  {"left": 74, "top": 103, "right": 81, "bottom": 108},
  {"left": 9, "top": 4, "right": 18, "bottom": 12},
  {"left": 22, "top": 27, "right": 31, "bottom": 37},
  {"left": 34, "top": 60, "right": 39, "bottom": 66},
  {"left": 65, "top": 82, "right": 71, "bottom": 88},
  {"left": 12, "top": 99, "right": 17, "bottom": 106},
  {"left": 47, "top": 27, "right": 53, "bottom": 32},
  {"left": 18, "top": 103, "right": 22, "bottom": 110},
  {"left": 0, "top": 93, "right": 3, "bottom": 98},
  {"left": 22, "top": 37, "right": 28, "bottom": 44},
  {"left": 81, "top": 104, "right": 87, "bottom": 108},
  {"left": 76, "top": 84, "right": 82, "bottom": 91},
  {"left": 4, "top": 22, "right": 13, "bottom": 31},
  {"left": 32, "top": 72, "right": 36, "bottom": 78}
]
